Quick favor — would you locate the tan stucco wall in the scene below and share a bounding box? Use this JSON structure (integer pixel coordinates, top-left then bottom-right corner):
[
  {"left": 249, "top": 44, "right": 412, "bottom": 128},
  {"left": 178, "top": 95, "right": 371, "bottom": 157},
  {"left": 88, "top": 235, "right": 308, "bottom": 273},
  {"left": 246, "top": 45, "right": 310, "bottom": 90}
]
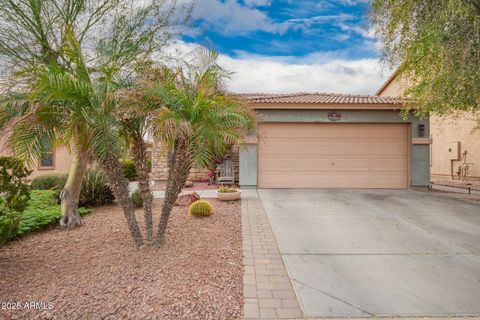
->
[
  {"left": 29, "top": 146, "right": 72, "bottom": 178},
  {"left": 0, "top": 145, "right": 72, "bottom": 178},
  {"left": 377, "top": 78, "right": 404, "bottom": 97},
  {"left": 431, "top": 117, "right": 480, "bottom": 180},
  {"left": 378, "top": 74, "right": 480, "bottom": 180}
]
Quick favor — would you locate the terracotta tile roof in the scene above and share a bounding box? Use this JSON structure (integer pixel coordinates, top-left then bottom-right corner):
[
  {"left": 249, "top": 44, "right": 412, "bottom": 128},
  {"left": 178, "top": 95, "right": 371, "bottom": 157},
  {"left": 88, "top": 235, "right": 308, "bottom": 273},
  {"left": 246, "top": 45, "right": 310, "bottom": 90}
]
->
[{"left": 238, "top": 92, "right": 403, "bottom": 105}]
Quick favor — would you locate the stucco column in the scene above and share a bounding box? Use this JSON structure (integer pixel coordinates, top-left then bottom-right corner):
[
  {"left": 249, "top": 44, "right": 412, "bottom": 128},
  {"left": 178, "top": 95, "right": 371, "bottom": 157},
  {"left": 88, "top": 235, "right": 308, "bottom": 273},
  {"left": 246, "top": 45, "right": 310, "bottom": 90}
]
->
[
  {"left": 239, "top": 136, "right": 258, "bottom": 189},
  {"left": 410, "top": 116, "right": 431, "bottom": 187}
]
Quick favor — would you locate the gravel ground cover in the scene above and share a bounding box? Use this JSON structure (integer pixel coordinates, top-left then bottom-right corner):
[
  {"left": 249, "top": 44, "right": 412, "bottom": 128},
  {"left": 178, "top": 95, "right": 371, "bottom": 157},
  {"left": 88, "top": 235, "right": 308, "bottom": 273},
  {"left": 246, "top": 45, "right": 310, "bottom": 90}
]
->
[{"left": 0, "top": 199, "right": 242, "bottom": 320}]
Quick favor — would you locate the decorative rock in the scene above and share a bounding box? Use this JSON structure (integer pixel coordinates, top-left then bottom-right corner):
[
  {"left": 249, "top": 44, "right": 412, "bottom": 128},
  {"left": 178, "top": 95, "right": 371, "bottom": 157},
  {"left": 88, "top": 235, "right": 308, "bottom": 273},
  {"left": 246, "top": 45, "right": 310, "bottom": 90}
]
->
[
  {"left": 0, "top": 199, "right": 243, "bottom": 320},
  {"left": 174, "top": 192, "right": 200, "bottom": 206},
  {"left": 184, "top": 180, "right": 194, "bottom": 188}
]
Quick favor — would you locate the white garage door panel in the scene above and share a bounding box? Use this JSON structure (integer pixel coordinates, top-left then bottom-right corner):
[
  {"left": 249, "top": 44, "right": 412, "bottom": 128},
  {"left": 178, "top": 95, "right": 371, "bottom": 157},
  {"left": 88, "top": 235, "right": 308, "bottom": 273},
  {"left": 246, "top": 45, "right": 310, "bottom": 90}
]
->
[{"left": 258, "top": 123, "right": 409, "bottom": 189}]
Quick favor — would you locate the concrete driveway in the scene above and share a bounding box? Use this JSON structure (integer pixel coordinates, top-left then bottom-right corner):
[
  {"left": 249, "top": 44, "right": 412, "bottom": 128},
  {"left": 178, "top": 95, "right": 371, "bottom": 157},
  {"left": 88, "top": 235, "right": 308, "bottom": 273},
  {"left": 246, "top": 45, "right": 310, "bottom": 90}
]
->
[{"left": 258, "top": 189, "right": 480, "bottom": 318}]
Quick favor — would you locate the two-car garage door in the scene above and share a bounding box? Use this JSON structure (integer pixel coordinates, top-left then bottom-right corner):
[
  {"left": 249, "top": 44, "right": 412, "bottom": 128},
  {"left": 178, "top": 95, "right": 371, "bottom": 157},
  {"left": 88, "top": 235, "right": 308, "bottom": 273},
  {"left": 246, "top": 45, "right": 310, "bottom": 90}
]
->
[{"left": 258, "top": 123, "right": 409, "bottom": 188}]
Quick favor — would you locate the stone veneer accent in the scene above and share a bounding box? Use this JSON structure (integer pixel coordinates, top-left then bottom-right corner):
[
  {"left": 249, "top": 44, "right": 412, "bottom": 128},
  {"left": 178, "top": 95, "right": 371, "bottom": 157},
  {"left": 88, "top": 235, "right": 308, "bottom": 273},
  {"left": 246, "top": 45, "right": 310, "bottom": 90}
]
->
[{"left": 151, "top": 143, "right": 239, "bottom": 182}]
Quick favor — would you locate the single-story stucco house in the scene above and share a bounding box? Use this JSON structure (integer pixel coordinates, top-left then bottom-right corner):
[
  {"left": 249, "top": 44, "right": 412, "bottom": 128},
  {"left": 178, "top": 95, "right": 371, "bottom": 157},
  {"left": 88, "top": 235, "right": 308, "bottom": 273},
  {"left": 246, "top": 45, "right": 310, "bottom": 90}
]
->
[
  {"left": 236, "top": 93, "right": 430, "bottom": 189},
  {"left": 377, "top": 72, "right": 480, "bottom": 182},
  {"left": 1, "top": 91, "right": 432, "bottom": 189}
]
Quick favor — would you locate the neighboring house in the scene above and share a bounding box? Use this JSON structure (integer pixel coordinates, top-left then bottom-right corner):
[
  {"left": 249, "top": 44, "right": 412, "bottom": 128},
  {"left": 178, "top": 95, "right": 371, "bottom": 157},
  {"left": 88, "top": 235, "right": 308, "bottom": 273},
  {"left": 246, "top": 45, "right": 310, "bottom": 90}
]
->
[
  {"left": 377, "top": 73, "right": 480, "bottom": 182},
  {"left": 238, "top": 93, "right": 430, "bottom": 189}
]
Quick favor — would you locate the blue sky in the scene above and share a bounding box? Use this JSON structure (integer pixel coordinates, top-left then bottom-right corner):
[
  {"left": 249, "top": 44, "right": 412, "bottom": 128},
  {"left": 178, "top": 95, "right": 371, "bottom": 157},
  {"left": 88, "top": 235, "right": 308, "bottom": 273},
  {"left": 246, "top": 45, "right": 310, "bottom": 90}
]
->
[{"left": 175, "top": 0, "right": 391, "bottom": 94}]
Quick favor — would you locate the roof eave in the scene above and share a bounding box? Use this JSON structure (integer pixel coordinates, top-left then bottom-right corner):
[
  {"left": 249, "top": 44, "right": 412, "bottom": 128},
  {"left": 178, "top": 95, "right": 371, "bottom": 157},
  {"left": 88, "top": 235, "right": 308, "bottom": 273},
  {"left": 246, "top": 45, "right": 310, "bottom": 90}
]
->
[{"left": 250, "top": 102, "right": 404, "bottom": 110}]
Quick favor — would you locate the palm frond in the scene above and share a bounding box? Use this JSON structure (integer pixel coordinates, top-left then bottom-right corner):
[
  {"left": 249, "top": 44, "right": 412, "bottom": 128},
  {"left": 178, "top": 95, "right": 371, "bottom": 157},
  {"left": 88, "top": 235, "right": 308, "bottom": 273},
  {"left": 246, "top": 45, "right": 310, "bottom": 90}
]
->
[
  {"left": 0, "top": 92, "right": 30, "bottom": 129},
  {"left": 89, "top": 108, "right": 122, "bottom": 159},
  {"left": 32, "top": 67, "right": 94, "bottom": 106},
  {"left": 10, "top": 121, "right": 57, "bottom": 167}
]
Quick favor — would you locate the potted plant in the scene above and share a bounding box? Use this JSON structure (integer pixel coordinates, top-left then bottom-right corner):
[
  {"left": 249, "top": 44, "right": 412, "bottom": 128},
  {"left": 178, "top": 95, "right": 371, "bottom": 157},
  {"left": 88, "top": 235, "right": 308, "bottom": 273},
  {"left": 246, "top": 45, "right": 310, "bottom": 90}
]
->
[{"left": 216, "top": 185, "right": 241, "bottom": 201}]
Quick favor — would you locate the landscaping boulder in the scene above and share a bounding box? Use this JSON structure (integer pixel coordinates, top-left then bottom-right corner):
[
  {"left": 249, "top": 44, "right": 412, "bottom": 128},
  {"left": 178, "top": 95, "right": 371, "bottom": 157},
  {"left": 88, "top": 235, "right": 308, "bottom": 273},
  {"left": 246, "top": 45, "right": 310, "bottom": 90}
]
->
[{"left": 174, "top": 192, "right": 200, "bottom": 206}]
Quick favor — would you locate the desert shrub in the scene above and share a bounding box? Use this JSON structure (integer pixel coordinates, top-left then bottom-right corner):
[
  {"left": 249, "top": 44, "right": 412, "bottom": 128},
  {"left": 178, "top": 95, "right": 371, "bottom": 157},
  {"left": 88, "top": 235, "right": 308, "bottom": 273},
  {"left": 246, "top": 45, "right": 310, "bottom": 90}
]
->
[
  {"left": 131, "top": 190, "right": 143, "bottom": 208},
  {"left": 31, "top": 174, "right": 68, "bottom": 190},
  {"left": 78, "top": 169, "right": 115, "bottom": 207},
  {"left": 189, "top": 200, "right": 213, "bottom": 217},
  {"left": 17, "top": 190, "right": 90, "bottom": 236},
  {"left": 48, "top": 169, "right": 115, "bottom": 207},
  {"left": 218, "top": 185, "right": 238, "bottom": 193},
  {"left": 147, "top": 159, "right": 152, "bottom": 173},
  {"left": 131, "top": 190, "right": 153, "bottom": 208},
  {"left": 122, "top": 160, "right": 138, "bottom": 181},
  {"left": 0, "top": 157, "right": 32, "bottom": 244}
]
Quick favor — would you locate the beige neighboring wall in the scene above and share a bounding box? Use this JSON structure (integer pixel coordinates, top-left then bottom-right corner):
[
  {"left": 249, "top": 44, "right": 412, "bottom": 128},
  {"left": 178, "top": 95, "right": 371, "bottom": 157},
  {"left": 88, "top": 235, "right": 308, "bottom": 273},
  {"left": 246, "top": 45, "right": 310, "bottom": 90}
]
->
[
  {"left": 377, "top": 73, "right": 480, "bottom": 180},
  {"left": 376, "top": 71, "right": 405, "bottom": 98},
  {"left": 430, "top": 116, "right": 480, "bottom": 180}
]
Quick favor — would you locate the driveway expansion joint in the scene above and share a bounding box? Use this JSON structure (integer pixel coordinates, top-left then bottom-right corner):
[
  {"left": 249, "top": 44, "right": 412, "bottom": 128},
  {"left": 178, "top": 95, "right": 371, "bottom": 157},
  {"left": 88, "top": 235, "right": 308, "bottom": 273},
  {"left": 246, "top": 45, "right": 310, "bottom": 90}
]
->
[{"left": 292, "top": 279, "right": 375, "bottom": 317}]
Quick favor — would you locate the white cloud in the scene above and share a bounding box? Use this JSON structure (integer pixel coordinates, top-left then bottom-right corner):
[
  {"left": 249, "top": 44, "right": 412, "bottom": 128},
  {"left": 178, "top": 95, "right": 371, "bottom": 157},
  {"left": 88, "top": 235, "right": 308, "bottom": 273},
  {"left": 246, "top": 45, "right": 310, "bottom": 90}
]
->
[
  {"left": 190, "top": 0, "right": 286, "bottom": 35},
  {"left": 339, "top": 23, "right": 376, "bottom": 39},
  {"left": 165, "top": 40, "right": 389, "bottom": 95},
  {"left": 187, "top": 0, "right": 357, "bottom": 36},
  {"left": 336, "top": 0, "right": 371, "bottom": 5},
  {"left": 220, "top": 54, "right": 386, "bottom": 95},
  {"left": 244, "top": 0, "right": 272, "bottom": 7}
]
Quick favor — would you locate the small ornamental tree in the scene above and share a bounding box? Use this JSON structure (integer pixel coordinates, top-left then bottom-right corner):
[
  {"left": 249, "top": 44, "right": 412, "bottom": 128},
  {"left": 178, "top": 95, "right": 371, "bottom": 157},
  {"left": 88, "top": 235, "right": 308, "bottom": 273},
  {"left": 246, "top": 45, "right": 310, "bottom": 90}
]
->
[
  {"left": 0, "top": 0, "right": 192, "bottom": 234},
  {"left": 0, "top": 157, "right": 32, "bottom": 243},
  {"left": 372, "top": 0, "right": 480, "bottom": 117}
]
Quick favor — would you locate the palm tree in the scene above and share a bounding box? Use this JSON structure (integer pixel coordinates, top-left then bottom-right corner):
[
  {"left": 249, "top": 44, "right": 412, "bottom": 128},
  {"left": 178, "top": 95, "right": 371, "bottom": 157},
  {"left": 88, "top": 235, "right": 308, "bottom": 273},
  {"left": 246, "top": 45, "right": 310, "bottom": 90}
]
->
[
  {"left": 144, "top": 49, "right": 255, "bottom": 246},
  {"left": 111, "top": 81, "right": 155, "bottom": 242},
  {"left": 3, "top": 61, "right": 146, "bottom": 247},
  {"left": 0, "top": 0, "right": 188, "bottom": 232},
  {"left": 0, "top": 60, "right": 94, "bottom": 228}
]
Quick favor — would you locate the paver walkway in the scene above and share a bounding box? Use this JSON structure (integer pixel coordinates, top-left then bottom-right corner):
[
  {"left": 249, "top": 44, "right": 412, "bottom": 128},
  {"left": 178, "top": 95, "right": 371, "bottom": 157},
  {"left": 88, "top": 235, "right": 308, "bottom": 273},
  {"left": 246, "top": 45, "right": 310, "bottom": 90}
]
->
[{"left": 241, "top": 190, "right": 302, "bottom": 320}]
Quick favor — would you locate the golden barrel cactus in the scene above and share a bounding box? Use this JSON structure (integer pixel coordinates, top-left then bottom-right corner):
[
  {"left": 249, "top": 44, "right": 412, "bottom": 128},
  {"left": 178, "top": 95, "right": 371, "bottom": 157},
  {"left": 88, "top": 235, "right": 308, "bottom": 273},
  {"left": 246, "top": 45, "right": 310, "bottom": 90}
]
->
[{"left": 189, "top": 200, "right": 213, "bottom": 217}]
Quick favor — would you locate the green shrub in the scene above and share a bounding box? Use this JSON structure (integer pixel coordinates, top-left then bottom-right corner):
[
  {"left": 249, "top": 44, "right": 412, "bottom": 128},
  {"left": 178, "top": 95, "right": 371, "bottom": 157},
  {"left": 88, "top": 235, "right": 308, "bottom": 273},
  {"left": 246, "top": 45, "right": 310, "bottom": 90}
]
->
[
  {"left": 78, "top": 169, "right": 115, "bottom": 207},
  {"left": 0, "top": 157, "right": 32, "bottom": 244},
  {"left": 131, "top": 190, "right": 153, "bottom": 208},
  {"left": 147, "top": 159, "right": 152, "bottom": 173},
  {"left": 31, "top": 174, "right": 67, "bottom": 190},
  {"left": 48, "top": 170, "right": 114, "bottom": 207},
  {"left": 16, "top": 190, "right": 90, "bottom": 237},
  {"left": 122, "top": 160, "right": 138, "bottom": 181},
  {"left": 189, "top": 200, "right": 213, "bottom": 217},
  {"left": 131, "top": 190, "right": 143, "bottom": 208}
]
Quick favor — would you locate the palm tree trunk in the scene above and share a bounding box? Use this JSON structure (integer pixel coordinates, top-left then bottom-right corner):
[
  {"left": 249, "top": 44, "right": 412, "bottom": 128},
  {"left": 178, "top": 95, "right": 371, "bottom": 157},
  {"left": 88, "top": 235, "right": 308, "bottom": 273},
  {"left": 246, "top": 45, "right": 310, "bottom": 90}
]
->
[
  {"left": 59, "top": 148, "right": 88, "bottom": 228},
  {"left": 98, "top": 154, "right": 144, "bottom": 247},
  {"left": 130, "top": 137, "right": 153, "bottom": 242},
  {"left": 153, "top": 141, "right": 192, "bottom": 247}
]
